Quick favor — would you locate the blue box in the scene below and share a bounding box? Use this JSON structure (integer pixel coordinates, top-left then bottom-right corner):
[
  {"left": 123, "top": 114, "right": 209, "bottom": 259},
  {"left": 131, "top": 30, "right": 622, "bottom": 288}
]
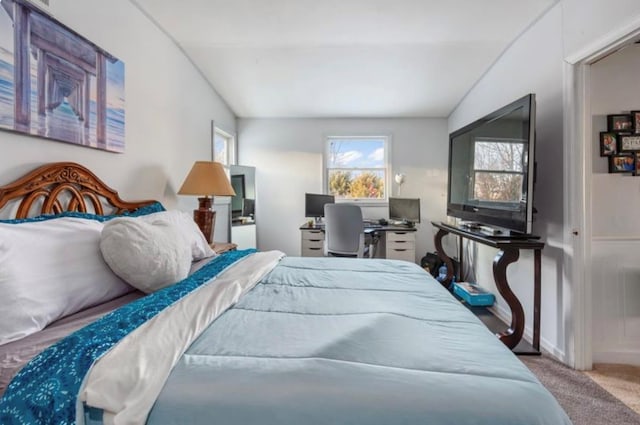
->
[{"left": 453, "top": 282, "right": 495, "bottom": 306}]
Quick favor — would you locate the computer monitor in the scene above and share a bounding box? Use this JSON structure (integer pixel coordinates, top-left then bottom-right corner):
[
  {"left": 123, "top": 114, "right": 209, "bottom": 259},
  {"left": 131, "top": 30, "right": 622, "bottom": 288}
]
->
[
  {"left": 242, "top": 198, "right": 255, "bottom": 218},
  {"left": 389, "top": 197, "right": 421, "bottom": 225},
  {"left": 305, "top": 193, "right": 335, "bottom": 219}
]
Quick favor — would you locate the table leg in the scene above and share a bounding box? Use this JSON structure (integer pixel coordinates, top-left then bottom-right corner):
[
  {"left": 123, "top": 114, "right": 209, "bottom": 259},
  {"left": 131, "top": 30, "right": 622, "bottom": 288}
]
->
[
  {"left": 533, "top": 249, "right": 541, "bottom": 351},
  {"left": 492, "top": 247, "right": 525, "bottom": 349}
]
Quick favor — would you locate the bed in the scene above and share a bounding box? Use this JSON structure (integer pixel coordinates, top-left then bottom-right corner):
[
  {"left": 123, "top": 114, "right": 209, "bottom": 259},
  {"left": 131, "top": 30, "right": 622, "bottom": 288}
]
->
[{"left": 0, "top": 162, "right": 572, "bottom": 425}]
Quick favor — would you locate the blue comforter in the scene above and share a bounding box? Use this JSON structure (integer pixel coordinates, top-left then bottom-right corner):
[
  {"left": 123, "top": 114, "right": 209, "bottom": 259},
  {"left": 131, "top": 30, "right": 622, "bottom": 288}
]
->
[{"left": 146, "top": 257, "right": 571, "bottom": 425}]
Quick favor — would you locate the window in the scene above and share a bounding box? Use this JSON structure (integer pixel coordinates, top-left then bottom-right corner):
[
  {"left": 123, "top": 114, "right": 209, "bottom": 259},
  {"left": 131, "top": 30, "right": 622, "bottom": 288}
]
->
[
  {"left": 472, "top": 138, "right": 525, "bottom": 202},
  {"left": 325, "top": 136, "right": 388, "bottom": 201},
  {"left": 213, "top": 127, "right": 234, "bottom": 166}
]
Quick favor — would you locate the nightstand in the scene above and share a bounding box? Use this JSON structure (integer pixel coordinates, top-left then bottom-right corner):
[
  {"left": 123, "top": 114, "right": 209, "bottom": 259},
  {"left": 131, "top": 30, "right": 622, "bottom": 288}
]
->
[{"left": 210, "top": 242, "right": 238, "bottom": 254}]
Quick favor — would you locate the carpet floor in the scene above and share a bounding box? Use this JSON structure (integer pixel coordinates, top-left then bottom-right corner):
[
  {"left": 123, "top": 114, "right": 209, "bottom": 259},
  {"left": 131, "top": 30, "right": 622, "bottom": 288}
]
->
[
  {"left": 520, "top": 356, "right": 640, "bottom": 425},
  {"left": 585, "top": 364, "right": 640, "bottom": 416}
]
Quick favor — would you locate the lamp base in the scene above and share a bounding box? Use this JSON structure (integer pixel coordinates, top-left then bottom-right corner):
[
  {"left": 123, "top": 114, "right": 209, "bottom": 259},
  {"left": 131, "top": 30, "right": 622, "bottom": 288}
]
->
[{"left": 193, "top": 197, "right": 216, "bottom": 243}]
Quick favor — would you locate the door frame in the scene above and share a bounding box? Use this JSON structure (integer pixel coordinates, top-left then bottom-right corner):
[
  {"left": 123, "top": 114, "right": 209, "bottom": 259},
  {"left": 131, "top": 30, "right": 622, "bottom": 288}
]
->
[{"left": 565, "top": 24, "right": 640, "bottom": 370}]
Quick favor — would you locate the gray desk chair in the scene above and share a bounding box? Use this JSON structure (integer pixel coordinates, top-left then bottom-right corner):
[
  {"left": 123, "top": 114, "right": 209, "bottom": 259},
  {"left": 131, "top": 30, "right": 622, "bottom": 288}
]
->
[{"left": 323, "top": 203, "right": 369, "bottom": 258}]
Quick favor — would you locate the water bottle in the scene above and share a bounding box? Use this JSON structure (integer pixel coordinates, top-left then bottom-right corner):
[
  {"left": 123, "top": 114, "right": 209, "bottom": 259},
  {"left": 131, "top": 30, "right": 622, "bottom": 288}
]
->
[{"left": 436, "top": 263, "right": 448, "bottom": 282}]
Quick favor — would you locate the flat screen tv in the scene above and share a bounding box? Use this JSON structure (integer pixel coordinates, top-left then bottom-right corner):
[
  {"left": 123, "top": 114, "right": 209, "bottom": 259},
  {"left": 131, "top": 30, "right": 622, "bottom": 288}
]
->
[{"left": 447, "top": 93, "right": 536, "bottom": 236}]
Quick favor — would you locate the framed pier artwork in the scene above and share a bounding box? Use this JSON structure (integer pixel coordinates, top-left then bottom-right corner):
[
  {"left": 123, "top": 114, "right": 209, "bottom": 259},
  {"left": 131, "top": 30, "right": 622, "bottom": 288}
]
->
[{"left": 0, "top": 0, "right": 125, "bottom": 153}]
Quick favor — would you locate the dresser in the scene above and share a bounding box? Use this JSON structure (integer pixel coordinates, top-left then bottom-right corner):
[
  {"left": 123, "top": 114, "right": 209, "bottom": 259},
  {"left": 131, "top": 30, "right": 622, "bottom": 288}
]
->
[
  {"left": 385, "top": 230, "right": 416, "bottom": 262},
  {"left": 300, "top": 228, "right": 325, "bottom": 257}
]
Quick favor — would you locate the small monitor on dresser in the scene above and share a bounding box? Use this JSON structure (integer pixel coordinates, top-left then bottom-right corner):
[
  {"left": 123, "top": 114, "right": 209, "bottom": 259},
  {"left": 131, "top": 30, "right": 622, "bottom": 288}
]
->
[{"left": 242, "top": 198, "right": 255, "bottom": 218}]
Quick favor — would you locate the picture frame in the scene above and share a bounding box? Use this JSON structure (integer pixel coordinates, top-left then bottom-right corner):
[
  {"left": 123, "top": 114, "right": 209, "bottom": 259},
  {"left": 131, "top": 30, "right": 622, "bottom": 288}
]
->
[
  {"left": 0, "top": 0, "right": 125, "bottom": 153},
  {"left": 635, "top": 153, "right": 640, "bottom": 176},
  {"left": 609, "top": 154, "right": 635, "bottom": 173},
  {"left": 599, "top": 131, "right": 618, "bottom": 156},
  {"left": 607, "top": 114, "right": 633, "bottom": 132},
  {"left": 632, "top": 111, "right": 640, "bottom": 134},
  {"left": 618, "top": 133, "right": 640, "bottom": 152}
]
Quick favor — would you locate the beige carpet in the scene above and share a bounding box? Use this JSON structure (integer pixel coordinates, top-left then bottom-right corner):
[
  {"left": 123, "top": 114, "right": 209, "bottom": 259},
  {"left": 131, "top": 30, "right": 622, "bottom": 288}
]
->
[
  {"left": 520, "top": 356, "right": 640, "bottom": 425},
  {"left": 585, "top": 364, "right": 640, "bottom": 416}
]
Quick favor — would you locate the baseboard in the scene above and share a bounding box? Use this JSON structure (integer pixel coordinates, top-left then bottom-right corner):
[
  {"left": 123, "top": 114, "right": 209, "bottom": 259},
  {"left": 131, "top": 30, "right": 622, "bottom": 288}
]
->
[
  {"left": 488, "top": 304, "right": 566, "bottom": 363},
  {"left": 593, "top": 351, "right": 640, "bottom": 367}
]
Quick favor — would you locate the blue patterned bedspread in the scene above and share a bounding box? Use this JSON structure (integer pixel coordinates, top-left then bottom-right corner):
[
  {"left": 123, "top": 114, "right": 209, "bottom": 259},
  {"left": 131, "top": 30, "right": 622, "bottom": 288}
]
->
[
  {"left": 0, "top": 249, "right": 256, "bottom": 425},
  {"left": 145, "top": 257, "right": 571, "bottom": 425}
]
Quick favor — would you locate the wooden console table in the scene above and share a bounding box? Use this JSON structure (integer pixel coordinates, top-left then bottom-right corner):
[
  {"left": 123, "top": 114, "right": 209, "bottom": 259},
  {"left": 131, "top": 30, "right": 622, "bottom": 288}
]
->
[{"left": 431, "top": 221, "right": 544, "bottom": 352}]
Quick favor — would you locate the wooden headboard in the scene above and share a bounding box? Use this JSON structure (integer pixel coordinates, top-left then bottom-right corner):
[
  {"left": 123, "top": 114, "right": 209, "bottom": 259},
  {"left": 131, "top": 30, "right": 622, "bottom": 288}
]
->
[{"left": 0, "top": 162, "right": 157, "bottom": 219}]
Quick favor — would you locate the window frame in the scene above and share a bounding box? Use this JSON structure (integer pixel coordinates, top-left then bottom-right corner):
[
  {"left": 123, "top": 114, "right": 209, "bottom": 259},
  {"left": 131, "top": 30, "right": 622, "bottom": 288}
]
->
[
  {"left": 323, "top": 135, "right": 391, "bottom": 204},
  {"left": 213, "top": 125, "right": 236, "bottom": 166}
]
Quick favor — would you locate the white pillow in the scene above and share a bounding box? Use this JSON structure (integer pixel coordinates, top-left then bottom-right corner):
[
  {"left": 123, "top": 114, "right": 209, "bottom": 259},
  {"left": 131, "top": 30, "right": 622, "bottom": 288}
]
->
[
  {"left": 99, "top": 218, "right": 192, "bottom": 294},
  {"left": 138, "top": 210, "right": 216, "bottom": 261},
  {"left": 0, "top": 217, "right": 133, "bottom": 345}
]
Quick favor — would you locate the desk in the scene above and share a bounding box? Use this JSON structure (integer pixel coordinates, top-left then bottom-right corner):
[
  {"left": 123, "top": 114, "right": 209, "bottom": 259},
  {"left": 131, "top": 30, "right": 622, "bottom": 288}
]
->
[
  {"left": 299, "top": 223, "right": 417, "bottom": 262},
  {"left": 431, "top": 221, "right": 544, "bottom": 352}
]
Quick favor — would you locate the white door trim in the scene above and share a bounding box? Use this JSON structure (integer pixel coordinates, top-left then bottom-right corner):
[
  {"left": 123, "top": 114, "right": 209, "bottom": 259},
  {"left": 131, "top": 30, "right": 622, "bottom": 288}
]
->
[{"left": 565, "top": 16, "right": 640, "bottom": 65}]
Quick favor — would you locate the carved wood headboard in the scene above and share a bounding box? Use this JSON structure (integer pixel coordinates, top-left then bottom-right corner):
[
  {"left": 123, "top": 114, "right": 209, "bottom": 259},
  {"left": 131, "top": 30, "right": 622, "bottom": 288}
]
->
[{"left": 0, "top": 162, "right": 157, "bottom": 219}]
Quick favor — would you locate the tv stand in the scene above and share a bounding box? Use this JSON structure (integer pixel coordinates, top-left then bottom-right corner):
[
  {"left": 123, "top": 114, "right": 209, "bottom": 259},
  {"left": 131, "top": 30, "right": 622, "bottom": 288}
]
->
[{"left": 431, "top": 221, "right": 544, "bottom": 353}]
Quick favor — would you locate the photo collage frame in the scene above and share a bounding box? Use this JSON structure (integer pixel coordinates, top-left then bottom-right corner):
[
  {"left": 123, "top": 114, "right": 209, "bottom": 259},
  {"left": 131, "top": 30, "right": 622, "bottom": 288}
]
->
[{"left": 600, "top": 111, "right": 640, "bottom": 175}]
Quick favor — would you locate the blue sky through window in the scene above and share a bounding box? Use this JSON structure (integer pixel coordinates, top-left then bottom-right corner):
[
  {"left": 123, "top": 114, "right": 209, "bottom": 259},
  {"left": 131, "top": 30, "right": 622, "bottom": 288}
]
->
[{"left": 327, "top": 138, "right": 385, "bottom": 168}]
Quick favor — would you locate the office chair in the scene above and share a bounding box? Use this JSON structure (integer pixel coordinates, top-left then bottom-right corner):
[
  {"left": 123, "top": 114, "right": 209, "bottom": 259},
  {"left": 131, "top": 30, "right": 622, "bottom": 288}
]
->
[{"left": 323, "top": 203, "right": 369, "bottom": 258}]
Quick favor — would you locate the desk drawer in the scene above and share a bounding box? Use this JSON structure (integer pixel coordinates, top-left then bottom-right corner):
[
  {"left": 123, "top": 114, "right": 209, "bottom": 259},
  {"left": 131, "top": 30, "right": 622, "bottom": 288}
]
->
[
  {"left": 302, "top": 239, "right": 324, "bottom": 249},
  {"left": 301, "top": 230, "right": 325, "bottom": 241},
  {"left": 302, "top": 246, "right": 324, "bottom": 257},
  {"left": 386, "top": 239, "right": 415, "bottom": 250},
  {"left": 386, "top": 231, "right": 415, "bottom": 242},
  {"left": 386, "top": 248, "right": 415, "bottom": 262}
]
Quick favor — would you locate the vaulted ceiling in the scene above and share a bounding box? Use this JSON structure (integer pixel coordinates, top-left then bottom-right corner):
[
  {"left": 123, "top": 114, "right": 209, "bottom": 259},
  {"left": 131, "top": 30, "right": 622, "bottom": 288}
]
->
[{"left": 133, "top": 0, "right": 557, "bottom": 118}]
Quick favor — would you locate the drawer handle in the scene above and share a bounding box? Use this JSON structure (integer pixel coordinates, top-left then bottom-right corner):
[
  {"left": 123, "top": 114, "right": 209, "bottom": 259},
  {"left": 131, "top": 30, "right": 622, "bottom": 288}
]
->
[
  {"left": 310, "top": 248, "right": 321, "bottom": 251},
  {"left": 394, "top": 249, "right": 407, "bottom": 252},
  {"left": 393, "top": 241, "right": 407, "bottom": 244},
  {"left": 309, "top": 239, "right": 322, "bottom": 242}
]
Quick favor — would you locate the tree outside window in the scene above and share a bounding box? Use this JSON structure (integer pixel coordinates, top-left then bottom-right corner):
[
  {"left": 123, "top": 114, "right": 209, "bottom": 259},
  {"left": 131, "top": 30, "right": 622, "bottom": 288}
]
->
[{"left": 326, "top": 136, "right": 388, "bottom": 200}]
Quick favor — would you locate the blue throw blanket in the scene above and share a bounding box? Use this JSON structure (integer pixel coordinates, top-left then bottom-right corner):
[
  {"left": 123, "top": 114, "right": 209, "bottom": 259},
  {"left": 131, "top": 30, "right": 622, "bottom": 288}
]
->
[{"left": 0, "top": 249, "right": 255, "bottom": 425}]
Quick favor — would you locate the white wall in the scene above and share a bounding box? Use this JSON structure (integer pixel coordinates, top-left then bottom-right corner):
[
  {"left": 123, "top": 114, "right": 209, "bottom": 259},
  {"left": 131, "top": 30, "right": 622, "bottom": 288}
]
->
[
  {"left": 589, "top": 44, "right": 640, "bottom": 365},
  {"left": 448, "top": 5, "right": 568, "bottom": 360},
  {"left": 0, "top": 0, "right": 236, "bottom": 240},
  {"left": 237, "top": 118, "right": 450, "bottom": 260},
  {"left": 562, "top": 0, "right": 640, "bottom": 62}
]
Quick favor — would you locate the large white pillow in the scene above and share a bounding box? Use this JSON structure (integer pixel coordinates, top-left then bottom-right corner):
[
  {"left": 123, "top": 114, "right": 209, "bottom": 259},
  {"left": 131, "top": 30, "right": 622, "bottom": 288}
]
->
[
  {"left": 138, "top": 210, "right": 216, "bottom": 261},
  {"left": 99, "top": 218, "right": 192, "bottom": 294},
  {"left": 0, "top": 217, "right": 133, "bottom": 345}
]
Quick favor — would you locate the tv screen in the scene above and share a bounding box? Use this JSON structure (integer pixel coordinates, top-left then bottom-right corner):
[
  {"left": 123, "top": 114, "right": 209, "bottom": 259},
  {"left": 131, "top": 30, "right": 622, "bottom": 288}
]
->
[
  {"left": 389, "top": 197, "right": 421, "bottom": 224},
  {"left": 447, "top": 94, "right": 536, "bottom": 235},
  {"left": 305, "top": 193, "right": 335, "bottom": 218}
]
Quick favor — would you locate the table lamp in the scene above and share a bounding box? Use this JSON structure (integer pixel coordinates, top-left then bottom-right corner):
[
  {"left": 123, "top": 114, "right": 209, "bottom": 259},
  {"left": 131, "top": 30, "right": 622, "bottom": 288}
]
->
[{"left": 178, "top": 161, "right": 235, "bottom": 243}]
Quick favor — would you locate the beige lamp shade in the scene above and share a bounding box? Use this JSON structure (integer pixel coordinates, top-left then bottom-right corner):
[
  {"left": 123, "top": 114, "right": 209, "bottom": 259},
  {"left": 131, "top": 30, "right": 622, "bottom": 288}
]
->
[{"left": 178, "top": 161, "right": 236, "bottom": 197}]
